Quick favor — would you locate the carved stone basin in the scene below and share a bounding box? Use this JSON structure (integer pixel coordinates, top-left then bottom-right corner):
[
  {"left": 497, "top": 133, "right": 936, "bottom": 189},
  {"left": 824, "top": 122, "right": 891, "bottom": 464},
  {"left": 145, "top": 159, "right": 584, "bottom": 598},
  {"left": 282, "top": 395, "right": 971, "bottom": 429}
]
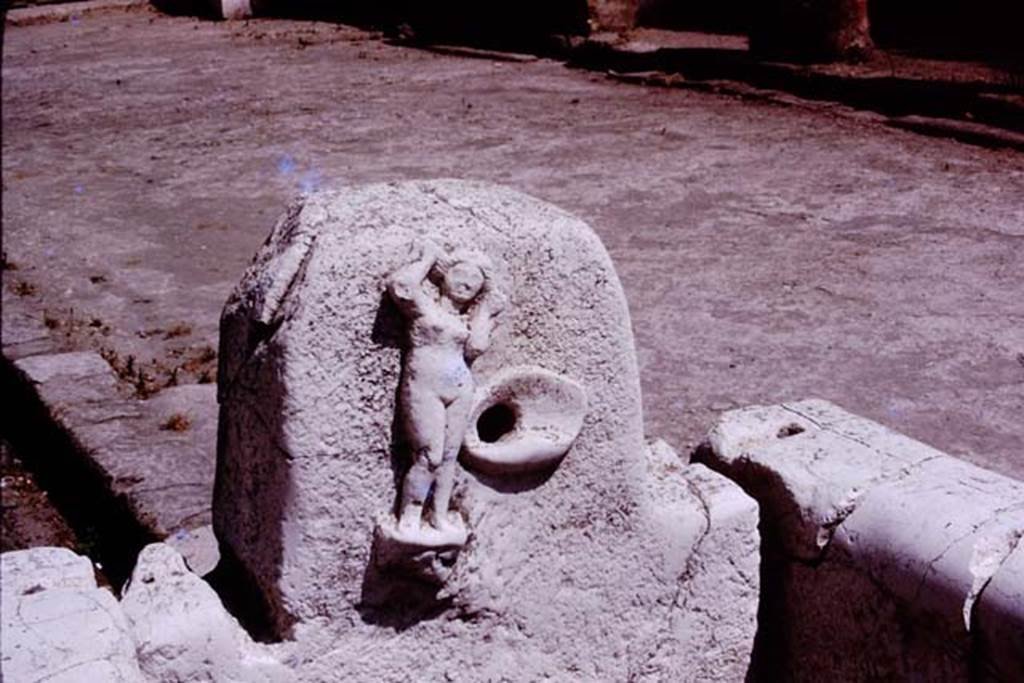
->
[{"left": 461, "top": 366, "right": 587, "bottom": 476}]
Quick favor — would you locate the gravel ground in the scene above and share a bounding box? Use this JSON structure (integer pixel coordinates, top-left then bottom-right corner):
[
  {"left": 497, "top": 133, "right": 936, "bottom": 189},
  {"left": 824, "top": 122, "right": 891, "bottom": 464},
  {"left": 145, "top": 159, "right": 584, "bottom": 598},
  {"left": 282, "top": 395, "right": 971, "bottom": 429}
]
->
[{"left": 3, "top": 7, "right": 1023, "bottom": 482}]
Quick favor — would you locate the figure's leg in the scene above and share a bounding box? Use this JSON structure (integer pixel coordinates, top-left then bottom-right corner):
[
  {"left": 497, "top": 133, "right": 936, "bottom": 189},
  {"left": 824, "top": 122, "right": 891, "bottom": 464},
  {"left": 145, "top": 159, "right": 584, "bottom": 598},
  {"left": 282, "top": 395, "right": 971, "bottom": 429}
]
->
[
  {"left": 431, "top": 390, "right": 474, "bottom": 531},
  {"left": 399, "top": 389, "right": 445, "bottom": 534}
]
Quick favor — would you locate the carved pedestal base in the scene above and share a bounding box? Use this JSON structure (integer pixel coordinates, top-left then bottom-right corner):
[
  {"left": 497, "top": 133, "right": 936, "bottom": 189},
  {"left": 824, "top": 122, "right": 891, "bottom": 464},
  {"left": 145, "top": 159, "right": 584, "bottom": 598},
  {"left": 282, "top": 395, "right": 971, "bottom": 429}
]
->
[{"left": 372, "top": 515, "right": 468, "bottom": 585}]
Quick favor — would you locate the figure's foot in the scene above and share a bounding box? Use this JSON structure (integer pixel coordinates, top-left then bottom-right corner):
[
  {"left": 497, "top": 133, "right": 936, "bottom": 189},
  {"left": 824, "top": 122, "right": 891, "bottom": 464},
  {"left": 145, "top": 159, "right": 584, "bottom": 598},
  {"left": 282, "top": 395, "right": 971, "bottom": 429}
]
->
[
  {"left": 396, "top": 514, "right": 421, "bottom": 537},
  {"left": 433, "top": 511, "right": 465, "bottom": 535}
]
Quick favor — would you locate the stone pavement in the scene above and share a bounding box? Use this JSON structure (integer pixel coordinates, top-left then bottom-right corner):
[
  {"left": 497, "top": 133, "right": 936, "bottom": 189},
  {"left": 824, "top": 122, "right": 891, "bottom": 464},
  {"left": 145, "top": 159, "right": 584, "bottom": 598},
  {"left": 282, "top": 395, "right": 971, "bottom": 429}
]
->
[{"left": 2, "top": 3, "right": 1022, "bottom": 512}]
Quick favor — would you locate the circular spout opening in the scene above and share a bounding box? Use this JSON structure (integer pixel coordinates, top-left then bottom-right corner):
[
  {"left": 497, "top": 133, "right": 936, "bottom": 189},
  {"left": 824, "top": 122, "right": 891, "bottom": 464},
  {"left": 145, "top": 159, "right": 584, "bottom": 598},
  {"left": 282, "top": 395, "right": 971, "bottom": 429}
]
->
[{"left": 477, "top": 403, "right": 516, "bottom": 443}]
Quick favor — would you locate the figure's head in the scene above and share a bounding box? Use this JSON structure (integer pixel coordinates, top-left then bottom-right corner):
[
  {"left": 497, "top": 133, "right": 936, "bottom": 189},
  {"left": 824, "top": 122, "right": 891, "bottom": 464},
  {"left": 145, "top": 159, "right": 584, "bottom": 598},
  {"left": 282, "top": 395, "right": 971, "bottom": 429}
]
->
[
  {"left": 434, "top": 249, "right": 491, "bottom": 306},
  {"left": 442, "top": 261, "right": 485, "bottom": 305}
]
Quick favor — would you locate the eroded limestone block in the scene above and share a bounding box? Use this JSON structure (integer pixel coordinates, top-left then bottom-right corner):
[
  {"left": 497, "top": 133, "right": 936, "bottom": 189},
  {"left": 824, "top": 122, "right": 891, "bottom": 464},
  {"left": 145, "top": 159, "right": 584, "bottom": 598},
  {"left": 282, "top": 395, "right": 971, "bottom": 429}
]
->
[
  {"left": 704, "top": 399, "right": 1024, "bottom": 681},
  {"left": 641, "top": 442, "right": 761, "bottom": 680},
  {"left": 121, "top": 543, "right": 294, "bottom": 683},
  {"left": 0, "top": 545, "right": 96, "bottom": 594},
  {"left": 707, "top": 399, "right": 942, "bottom": 561},
  {"left": 215, "top": 180, "right": 759, "bottom": 680},
  {"left": 1, "top": 547, "right": 144, "bottom": 683}
]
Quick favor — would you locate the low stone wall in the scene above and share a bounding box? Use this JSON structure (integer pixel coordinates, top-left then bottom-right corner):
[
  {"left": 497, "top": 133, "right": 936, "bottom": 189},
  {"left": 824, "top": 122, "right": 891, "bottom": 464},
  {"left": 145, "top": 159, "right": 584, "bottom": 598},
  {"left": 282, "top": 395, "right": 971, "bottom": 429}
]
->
[{"left": 701, "top": 399, "right": 1024, "bottom": 681}]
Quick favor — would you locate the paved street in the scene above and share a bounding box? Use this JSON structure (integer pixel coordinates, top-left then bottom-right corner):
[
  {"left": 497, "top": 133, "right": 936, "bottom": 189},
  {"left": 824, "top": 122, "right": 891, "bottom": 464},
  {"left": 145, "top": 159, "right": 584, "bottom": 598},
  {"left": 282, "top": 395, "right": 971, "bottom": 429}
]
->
[{"left": 3, "top": 6, "right": 1023, "bottom": 477}]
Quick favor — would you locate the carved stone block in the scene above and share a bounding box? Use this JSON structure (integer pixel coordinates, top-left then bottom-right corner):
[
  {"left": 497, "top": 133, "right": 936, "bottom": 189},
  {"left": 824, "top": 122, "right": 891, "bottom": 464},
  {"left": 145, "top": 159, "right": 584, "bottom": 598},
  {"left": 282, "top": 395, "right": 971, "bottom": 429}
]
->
[{"left": 214, "top": 180, "right": 759, "bottom": 680}]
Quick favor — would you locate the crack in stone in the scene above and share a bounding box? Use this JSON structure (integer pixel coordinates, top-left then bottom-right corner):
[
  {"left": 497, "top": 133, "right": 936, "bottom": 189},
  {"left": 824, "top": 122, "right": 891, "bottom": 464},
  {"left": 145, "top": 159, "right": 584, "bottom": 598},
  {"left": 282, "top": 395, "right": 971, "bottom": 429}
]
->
[
  {"left": 421, "top": 184, "right": 512, "bottom": 237},
  {"left": 777, "top": 404, "right": 949, "bottom": 559},
  {"left": 962, "top": 514, "right": 1024, "bottom": 631},
  {"left": 672, "top": 477, "right": 713, "bottom": 614}
]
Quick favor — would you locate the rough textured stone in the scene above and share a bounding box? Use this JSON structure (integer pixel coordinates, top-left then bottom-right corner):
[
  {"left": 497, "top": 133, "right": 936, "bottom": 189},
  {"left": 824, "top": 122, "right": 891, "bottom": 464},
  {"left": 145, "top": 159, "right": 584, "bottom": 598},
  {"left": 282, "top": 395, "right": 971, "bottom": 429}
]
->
[
  {"left": 1, "top": 546, "right": 96, "bottom": 594},
  {"left": 121, "top": 543, "right": 294, "bottom": 682},
  {"left": 641, "top": 446, "right": 761, "bottom": 680},
  {"left": 707, "top": 399, "right": 942, "bottom": 560},
  {"left": 704, "top": 399, "right": 1024, "bottom": 681},
  {"left": 216, "top": 180, "right": 759, "bottom": 680},
  {"left": 1, "top": 547, "right": 144, "bottom": 683}
]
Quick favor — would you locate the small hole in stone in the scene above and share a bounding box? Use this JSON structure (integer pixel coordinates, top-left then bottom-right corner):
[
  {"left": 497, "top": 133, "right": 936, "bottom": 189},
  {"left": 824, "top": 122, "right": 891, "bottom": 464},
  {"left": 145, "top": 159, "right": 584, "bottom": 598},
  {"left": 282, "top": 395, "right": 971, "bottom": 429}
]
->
[
  {"left": 477, "top": 403, "right": 516, "bottom": 443},
  {"left": 777, "top": 423, "right": 805, "bottom": 438}
]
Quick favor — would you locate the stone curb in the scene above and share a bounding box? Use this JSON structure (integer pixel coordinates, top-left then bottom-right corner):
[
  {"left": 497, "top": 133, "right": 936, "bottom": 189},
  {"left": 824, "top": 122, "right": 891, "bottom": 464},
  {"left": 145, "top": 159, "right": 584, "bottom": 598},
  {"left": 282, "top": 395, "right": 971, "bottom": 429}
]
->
[
  {"left": 3, "top": 350, "right": 218, "bottom": 571},
  {"left": 383, "top": 31, "right": 1023, "bottom": 152},
  {"left": 700, "top": 399, "right": 1024, "bottom": 680},
  {"left": 569, "top": 40, "right": 1024, "bottom": 151},
  {"left": 1, "top": 292, "right": 220, "bottom": 582}
]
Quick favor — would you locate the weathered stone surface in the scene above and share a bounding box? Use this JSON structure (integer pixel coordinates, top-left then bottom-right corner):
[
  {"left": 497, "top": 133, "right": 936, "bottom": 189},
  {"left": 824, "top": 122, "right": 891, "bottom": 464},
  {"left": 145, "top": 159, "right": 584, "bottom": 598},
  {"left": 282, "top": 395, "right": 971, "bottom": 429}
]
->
[
  {"left": 1, "top": 547, "right": 144, "bottom": 683},
  {"left": 122, "top": 543, "right": 294, "bottom": 682},
  {"left": 11, "top": 351, "right": 217, "bottom": 543},
  {"left": 641, "top": 443, "right": 760, "bottom": 680},
  {"left": 0, "top": 288, "right": 57, "bottom": 361},
  {"left": 704, "top": 399, "right": 1024, "bottom": 681},
  {"left": 216, "top": 180, "right": 759, "bottom": 680},
  {"left": 976, "top": 540, "right": 1024, "bottom": 681},
  {"left": 1, "top": 546, "right": 96, "bottom": 594},
  {"left": 707, "top": 399, "right": 942, "bottom": 560}
]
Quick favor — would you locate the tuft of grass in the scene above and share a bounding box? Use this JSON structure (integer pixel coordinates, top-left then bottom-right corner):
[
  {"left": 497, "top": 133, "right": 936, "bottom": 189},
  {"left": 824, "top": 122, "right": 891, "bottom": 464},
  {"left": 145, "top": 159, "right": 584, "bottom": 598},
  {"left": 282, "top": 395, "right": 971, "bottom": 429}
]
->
[
  {"left": 11, "top": 280, "right": 36, "bottom": 297},
  {"left": 196, "top": 345, "right": 217, "bottom": 363},
  {"left": 160, "top": 413, "right": 192, "bottom": 432},
  {"left": 163, "top": 323, "right": 192, "bottom": 340}
]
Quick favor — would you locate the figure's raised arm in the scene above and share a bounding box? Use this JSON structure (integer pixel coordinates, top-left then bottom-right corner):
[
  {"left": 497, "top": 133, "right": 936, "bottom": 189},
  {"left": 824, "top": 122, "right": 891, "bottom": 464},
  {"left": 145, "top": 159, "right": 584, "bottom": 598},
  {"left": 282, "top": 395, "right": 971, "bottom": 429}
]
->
[
  {"left": 387, "top": 240, "right": 440, "bottom": 315},
  {"left": 466, "top": 288, "right": 506, "bottom": 360}
]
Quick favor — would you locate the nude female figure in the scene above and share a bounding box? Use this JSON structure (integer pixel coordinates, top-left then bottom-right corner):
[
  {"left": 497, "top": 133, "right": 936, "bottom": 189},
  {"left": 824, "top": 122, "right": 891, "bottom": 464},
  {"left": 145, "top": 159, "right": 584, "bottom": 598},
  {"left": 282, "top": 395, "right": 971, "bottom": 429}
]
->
[{"left": 387, "top": 239, "right": 504, "bottom": 537}]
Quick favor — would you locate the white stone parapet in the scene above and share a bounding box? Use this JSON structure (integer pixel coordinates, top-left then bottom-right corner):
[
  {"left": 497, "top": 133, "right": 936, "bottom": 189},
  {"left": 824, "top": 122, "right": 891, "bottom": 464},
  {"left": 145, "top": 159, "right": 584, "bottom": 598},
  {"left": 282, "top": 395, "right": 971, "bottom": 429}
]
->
[{"left": 703, "top": 398, "right": 1024, "bottom": 681}]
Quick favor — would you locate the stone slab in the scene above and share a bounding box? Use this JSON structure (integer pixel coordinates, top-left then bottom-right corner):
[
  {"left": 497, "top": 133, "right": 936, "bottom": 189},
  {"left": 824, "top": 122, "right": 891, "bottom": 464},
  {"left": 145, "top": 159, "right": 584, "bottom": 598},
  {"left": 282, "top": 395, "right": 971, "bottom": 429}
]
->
[
  {"left": 703, "top": 398, "right": 1024, "bottom": 681},
  {"left": 1, "top": 547, "right": 144, "bottom": 683},
  {"left": 643, "top": 447, "right": 761, "bottom": 681},
  {"left": 122, "top": 543, "right": 294, "bottom": 682},
  {"left": 707, "top": 399, "right": 944, "bottom": 560},
  {"left": 9, "top": 351, "right": 219, "bottom": 559}
]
